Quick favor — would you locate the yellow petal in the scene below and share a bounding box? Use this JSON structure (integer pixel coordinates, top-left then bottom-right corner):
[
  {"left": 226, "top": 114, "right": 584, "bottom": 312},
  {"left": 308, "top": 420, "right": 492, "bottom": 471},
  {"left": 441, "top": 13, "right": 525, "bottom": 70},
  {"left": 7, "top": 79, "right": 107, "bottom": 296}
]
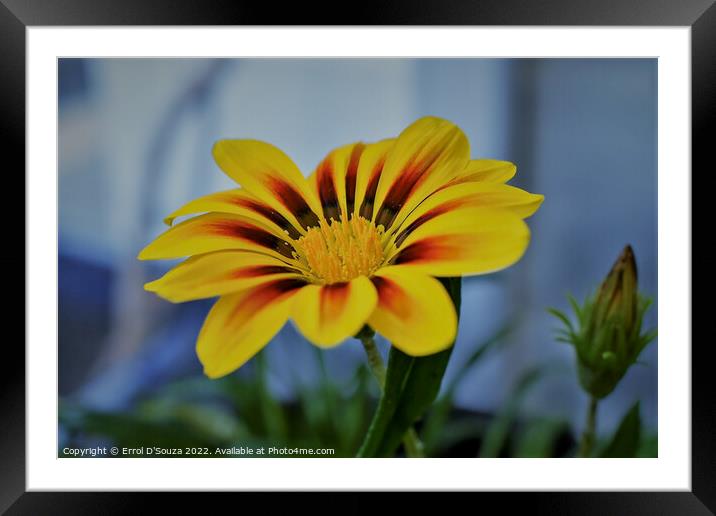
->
[
  {"left": 387, "top": 207, "right": 530, "bottom": 277},
  {"left": 213, "top": 139, "right": 323, "bottom": 230},
  {"left": 291, "top": 276, "right": 377, "bottom": 347},
  {"left": 455, "top": 159, "right": 516, "bottom": 184},
  {"left": 392, "top": 181, "right": 543, "bottom": 247},
  {"left": 163, "top": 188, "right": 304, "bottom": 239},
  {"left": 372, "top": 117, "right": 469, "bottom": 232},
  {"left": 368, "top": 267, "right": 457, "bottom": 356},
  {"left": 138, "top": 213, "right": 297, "bottom": 262},
  {"left": 310, "top": 142, "right": 366, "bottom": 221},
  {"left": 197, "top": 278, "right": 307, "bottom": 379},
  {"left": 145, "top": 251, "right": 306, "bottom": 303},
  {"left": 353, "top": 139, "right": 395, "bottom": 221}
]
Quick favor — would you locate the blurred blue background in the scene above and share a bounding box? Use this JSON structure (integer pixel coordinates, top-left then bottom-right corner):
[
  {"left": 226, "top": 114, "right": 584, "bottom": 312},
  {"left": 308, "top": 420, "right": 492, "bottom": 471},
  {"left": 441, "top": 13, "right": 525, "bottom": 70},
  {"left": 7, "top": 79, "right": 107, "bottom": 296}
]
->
[{"left": 58, "top": 58, "right": 657, "bottom": 444}]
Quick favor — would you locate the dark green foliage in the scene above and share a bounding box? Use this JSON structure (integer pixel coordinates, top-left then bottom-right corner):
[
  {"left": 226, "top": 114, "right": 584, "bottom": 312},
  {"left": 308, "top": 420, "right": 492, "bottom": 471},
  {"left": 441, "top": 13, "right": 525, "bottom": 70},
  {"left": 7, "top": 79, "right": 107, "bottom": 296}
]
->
[
  {"left": 599, "top": 402, "right": 643, "bottom": 458},
  {"left": 60, "top": 351, "right": 376, "bottom": 458}
]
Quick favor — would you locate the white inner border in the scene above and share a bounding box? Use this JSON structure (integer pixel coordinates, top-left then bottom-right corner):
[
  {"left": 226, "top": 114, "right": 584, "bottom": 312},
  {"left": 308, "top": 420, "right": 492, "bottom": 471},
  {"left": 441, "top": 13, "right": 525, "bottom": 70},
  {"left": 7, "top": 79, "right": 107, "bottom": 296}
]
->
[{"left": 27, "top": 27, "right": 691, "bottom": 491}]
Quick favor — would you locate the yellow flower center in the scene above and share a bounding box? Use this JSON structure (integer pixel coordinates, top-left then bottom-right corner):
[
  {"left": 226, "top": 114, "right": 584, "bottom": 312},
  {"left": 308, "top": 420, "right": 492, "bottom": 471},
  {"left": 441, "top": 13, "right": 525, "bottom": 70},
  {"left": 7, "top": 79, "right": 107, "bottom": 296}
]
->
[{"left": 293, "top": 216, "right": 385, "bottom": 284}]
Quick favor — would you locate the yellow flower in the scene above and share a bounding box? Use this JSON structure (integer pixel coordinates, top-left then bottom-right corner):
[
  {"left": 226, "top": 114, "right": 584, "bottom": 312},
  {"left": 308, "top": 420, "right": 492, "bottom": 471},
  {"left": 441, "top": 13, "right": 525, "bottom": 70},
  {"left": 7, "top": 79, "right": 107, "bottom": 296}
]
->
[{"left": 139, "top": 117, "right": 544, "bottom": 378}]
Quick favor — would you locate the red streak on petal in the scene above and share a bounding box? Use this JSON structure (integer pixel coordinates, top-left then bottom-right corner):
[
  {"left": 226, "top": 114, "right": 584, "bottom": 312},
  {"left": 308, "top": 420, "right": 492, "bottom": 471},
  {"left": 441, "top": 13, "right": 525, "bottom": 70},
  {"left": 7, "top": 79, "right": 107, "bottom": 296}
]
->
[
  {"left": 316, "top": 159, "right": 340, "bottom": 220},
  {"left": 228, "top": 278, "right": 307, "bottom": 326},
  {"left": 394, "top": 198, "right": 466, "bottom": 247},
  {"left": 319, "top": 282, "right": 350, "bottom": 322},
  {"left": 371, "top": 276, "right": 412, "bottom": 320},
  {"left": 393, "top": 236, "right": 462, "bottom": 265},
  {"left": 231, "top": 265, "right": 298, "bottom": 279},
  {"left": 230, "top": 196, "right": 301, "bottom": 239},
  {"left": 359, "top": 157, "right": 386, "bottom": 220},
  {"left": 375, "top": 142, "right": 448, "bottom": 229},
  {"left": 208, "top": 220, "right": 295, "bottom": 258},
  {"left": 345, "top": 144, "right": 366, "bottom": 213},
  {"left": 267, "top": 176, "right": 319, "bottom": 229},
  {"left": 375, "top": 160, "right": 430, "bottom": 228}
]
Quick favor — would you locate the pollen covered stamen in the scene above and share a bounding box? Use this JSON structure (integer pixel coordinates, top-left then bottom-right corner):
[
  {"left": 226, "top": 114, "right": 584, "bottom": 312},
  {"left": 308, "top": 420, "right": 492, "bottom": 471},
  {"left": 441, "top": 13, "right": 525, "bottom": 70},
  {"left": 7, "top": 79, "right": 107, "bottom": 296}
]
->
[{"left": 293, "top": 216, "right": 385, "bottom": 284}]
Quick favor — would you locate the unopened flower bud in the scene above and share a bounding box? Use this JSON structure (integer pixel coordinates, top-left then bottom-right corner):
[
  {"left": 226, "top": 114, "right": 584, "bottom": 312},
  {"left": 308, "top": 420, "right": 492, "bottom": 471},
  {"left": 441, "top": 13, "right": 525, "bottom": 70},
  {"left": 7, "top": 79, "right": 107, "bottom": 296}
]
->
[
  {"left": 549, "top": 245, "right": 656, "bottom": 399},
  {"left": 591, "top": 245, "right": 638, "bottom": 337}
]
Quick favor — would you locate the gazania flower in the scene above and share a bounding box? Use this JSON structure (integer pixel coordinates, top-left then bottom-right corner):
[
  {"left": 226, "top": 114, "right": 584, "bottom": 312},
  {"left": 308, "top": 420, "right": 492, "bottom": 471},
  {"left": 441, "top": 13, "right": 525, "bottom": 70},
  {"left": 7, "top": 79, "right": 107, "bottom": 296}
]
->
[{"left": 139, "top": 117, "right": 543, "bottom": 378}]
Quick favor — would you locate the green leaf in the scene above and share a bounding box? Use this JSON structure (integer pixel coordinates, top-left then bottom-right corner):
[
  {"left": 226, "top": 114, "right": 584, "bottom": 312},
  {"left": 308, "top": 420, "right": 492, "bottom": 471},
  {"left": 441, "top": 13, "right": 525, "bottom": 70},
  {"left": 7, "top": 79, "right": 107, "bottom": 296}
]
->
[
  {"left": 356, "top": 277, "right": 462, "bottom": 457},
  {"left": 336, "top": 365, "right": 372, "bottom": 453},
  {"left": 637, "top": 433, "right": 658, "bottom": 458},
  {"left": 421, "top": 323, "right": 512, "bottom": 455},
  {"left": 444, "top": 321, "right": 512, "bottom": 396},
  {"left": 373, "top": 347, "right": 453, "bottom": 456},
  {"left": 599, "top": 402, "right": 641, "bottom": 458},
  {"left": 255, "top": 351, "right": 288, "bottom": 440},
  {"left": 355, "top": 345, "right": 415, "bottom": 457},
  {"left": 479, "top": 367, "right": 545, "bottom": 457},
  {"left": 514, "top": 419, "right": 569, "bottom": 458},
  {"left": 59, "top": 399, "right": 247, "bottom": 452}
]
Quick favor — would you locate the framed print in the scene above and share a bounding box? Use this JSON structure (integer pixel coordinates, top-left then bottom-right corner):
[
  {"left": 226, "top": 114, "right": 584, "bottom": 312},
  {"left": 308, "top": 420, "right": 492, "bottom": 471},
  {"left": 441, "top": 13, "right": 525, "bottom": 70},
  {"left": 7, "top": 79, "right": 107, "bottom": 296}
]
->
[{"left": 4, "top": 0, "right": 710, "bottom": 512}]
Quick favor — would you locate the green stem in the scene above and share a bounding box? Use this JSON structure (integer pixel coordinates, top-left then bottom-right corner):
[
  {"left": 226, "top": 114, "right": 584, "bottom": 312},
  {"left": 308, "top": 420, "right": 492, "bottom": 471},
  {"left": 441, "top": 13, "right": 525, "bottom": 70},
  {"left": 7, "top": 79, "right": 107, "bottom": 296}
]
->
[
  {"left": 578, "top": 396, "right": 598, "bottom": 458},
  {"left": 361, "top": 333, "right": 386, "bottom": 386},
  {"left": 358, "top": 330, "right": 425, "bottom": 458}
]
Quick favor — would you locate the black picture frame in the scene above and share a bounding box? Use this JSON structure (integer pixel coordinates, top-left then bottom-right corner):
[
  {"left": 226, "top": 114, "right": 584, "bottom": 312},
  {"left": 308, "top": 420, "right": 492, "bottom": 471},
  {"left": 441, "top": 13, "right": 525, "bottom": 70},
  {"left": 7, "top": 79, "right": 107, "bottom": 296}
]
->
[{"left": 3, "top": 0, "right": 709, "bottom": 512}]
